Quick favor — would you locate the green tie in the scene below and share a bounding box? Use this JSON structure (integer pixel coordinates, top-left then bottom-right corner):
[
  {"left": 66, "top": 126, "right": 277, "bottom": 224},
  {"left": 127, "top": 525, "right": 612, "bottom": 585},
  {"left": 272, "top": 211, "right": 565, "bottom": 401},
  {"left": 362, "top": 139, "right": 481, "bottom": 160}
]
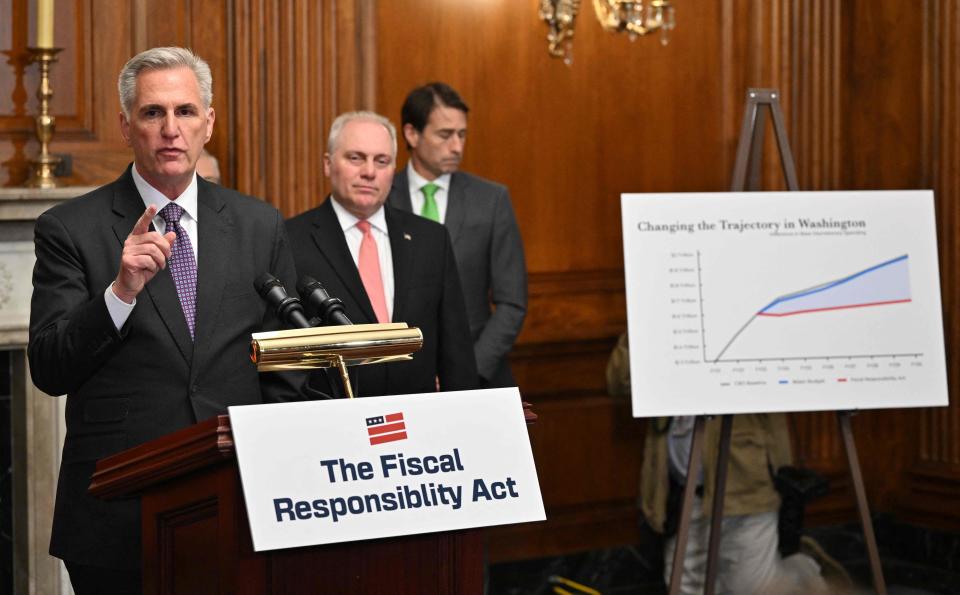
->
[{"left": 420, "top": 182, "right": 440, "bottom": 222}]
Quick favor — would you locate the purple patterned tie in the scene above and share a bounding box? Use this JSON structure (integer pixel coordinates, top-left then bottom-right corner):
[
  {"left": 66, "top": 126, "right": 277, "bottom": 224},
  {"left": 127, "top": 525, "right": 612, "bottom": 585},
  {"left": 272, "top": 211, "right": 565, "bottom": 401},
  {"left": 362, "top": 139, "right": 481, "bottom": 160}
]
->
[{"left": 159, "top": 203, "right": 197, "bottom": 339}]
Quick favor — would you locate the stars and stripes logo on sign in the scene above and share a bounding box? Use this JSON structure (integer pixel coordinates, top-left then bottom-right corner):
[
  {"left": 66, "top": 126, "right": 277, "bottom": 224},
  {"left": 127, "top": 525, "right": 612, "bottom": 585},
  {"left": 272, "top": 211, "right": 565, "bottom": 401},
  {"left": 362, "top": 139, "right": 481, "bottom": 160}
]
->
[{"left": 366, "top": 412, "right": 408, "bottom": 445}]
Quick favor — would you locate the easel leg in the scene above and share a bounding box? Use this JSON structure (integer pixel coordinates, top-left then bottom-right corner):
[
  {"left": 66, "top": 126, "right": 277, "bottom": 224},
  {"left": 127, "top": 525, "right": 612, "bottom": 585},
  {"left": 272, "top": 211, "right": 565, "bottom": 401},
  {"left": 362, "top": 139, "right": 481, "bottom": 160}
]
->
[
  {"left": 747, "top": 108, "right": 767, "bottom": 191},
  {"left": 730, "top": 98, "right": 759, "bottom": 192},
  {"left": 838, "top": 412, "right": 887, "bottom": 595},
  {"left": 704, "top": 414, "right": 732, "bottom": 595},
  {"left": 769, "top": 95, "right": 800, "bottom": 190},
  {"left": 730, "top": 89, "right": 801, "bottom": 193},
  {"left": 668, "top": 416, "right": 707, "bottom": 595}
]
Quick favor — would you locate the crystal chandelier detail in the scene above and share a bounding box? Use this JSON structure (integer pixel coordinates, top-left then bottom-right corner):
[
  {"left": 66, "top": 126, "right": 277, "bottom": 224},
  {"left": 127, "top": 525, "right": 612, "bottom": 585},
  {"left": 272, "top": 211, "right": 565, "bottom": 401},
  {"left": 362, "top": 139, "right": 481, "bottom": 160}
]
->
[{"left": 539, "top": 0, "right": 676, "bottom": 64}]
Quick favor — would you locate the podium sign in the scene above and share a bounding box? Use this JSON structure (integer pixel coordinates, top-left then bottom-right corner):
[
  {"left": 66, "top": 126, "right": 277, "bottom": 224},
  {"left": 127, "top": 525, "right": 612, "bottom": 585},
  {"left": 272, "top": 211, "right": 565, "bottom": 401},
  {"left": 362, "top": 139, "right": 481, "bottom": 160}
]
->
[{"left": 229, "top": 388, "right": 545, "bottom": 552}]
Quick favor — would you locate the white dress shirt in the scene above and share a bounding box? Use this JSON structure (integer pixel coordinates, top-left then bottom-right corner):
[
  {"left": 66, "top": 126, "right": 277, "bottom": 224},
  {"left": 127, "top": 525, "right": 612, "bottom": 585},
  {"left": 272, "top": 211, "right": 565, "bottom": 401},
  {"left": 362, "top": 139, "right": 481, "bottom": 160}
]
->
[
  {"left": 329, "top": 197, "right": 395, "bottom": 320},
  {"left": 407, "top": 163, "right": 451, "bottom": 224},
  {"left": 104, "top": 165, "right": 200, "bottom": 330}
]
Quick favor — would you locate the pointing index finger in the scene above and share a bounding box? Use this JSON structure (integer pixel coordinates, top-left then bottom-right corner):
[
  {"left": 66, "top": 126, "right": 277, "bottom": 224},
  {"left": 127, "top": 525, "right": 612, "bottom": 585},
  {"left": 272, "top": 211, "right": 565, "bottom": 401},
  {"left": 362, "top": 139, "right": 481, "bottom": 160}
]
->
[{"left": 131, "top": 205, "right": 157, "bottom": 237}]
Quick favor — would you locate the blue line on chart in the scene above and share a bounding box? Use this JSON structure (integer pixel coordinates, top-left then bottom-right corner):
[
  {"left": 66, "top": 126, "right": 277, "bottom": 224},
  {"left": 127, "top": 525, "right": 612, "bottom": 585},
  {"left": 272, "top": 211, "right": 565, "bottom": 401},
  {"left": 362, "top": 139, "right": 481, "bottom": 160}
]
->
[{"left": 759, "top": 254, "right": 908, "bottom": 314}]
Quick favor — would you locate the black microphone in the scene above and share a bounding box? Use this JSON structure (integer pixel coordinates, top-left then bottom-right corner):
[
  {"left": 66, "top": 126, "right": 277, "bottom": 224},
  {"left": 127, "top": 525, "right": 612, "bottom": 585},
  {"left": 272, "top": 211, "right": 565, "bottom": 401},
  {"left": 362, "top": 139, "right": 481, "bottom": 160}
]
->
[
  {"left": 297, "top": 276, "right": 353, "bottom": 326},
  {"left": 254, "top": 273, "right": 311, "bottom": 329}
]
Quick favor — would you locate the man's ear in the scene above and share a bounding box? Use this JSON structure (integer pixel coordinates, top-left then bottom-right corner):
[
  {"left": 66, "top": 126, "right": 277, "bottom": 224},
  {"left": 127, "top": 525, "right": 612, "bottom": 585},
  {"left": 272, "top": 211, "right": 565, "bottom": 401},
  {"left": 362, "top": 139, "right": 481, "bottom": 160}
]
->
[
  {"left": 323, "top": 153, "right": 331, "bottom": 177},
  {"left": 402, "top": 123, "right": 420, "bottom": 149},
  {"left": 204, "top": 107, "right": 216, "bottom": 142},
  {"left": 119, "top": 112, "right": 131, "bottom": 146}
]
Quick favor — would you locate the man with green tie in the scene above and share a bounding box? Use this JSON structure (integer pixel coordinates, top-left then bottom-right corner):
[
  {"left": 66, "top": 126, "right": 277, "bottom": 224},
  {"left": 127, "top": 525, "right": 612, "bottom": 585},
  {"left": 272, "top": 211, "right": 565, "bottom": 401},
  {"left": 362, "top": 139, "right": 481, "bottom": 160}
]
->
[{"left": 388, "top": 82, "right": 527, "bottom": 388}]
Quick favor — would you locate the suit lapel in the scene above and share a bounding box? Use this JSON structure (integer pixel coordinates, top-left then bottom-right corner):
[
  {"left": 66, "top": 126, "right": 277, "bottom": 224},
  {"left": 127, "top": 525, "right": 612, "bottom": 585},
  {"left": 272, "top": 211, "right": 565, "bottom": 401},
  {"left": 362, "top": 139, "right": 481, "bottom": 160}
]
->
[
  {"left": 111, "top": 168, "right": 193, "bottom": 364},
  {"left": 191, "top": 180, "right": 230, "bottom": 376},
  {"left": 444, "top": 172, "right": 467, "bottom": 245},
  {"left": 390, "top": 169, "right": 414, "bottom": 211},
  {"left": 312, "top": 200, "right": 379, "bottom": 323},
  {"left": 385, "top": 206, "right": 412, "bottom": 322}
]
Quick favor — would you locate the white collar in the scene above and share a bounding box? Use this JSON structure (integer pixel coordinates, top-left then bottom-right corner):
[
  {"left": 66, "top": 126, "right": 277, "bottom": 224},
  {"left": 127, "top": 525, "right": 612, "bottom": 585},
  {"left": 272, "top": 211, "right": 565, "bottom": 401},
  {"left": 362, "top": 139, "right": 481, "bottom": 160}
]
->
[
  {"left": 131, "top": 163, "right": 199, "bottom": 222},
  {"left": 407, "top": 162, "right": 451, "bottom": 193},
  {"left": 330, "top": 196, "right": 388, "bottom": 234}
]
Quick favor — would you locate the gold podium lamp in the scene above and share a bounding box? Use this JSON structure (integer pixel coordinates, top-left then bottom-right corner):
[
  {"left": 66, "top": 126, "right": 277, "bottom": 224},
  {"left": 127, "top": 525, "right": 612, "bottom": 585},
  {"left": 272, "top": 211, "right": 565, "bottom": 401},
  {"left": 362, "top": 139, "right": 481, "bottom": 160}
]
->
[{"left": 250, "top": 323, "right": 423, "bottom": 399}]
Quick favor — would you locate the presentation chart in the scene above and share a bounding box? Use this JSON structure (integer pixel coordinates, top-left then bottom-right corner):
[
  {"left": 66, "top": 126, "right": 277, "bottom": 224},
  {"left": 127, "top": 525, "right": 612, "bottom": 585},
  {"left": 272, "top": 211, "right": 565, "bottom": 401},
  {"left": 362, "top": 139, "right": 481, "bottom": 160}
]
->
[
  {"left": 621, "top": 191, "right": 948, "bottom": 418},
  {"left": 711, "top": 253, "right": 914, "bottom": 363}
]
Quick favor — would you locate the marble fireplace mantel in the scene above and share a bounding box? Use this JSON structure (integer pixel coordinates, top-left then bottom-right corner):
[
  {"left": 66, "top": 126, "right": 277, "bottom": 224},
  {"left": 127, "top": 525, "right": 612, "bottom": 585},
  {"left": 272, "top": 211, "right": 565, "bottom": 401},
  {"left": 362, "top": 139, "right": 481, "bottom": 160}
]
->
[
  {"left": 0, "top": 187, "right": 90, "bottom": 223},
  {"left": 1, "top": 187, "right": 97, "bottom": 343}
]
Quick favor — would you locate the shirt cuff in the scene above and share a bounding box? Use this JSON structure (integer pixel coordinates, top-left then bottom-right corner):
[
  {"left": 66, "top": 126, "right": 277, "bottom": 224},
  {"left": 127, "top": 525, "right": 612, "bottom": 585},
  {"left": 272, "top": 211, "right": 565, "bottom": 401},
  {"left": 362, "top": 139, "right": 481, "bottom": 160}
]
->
[{"left": 104, "top": 283, "right": 136, "bottom": 331}]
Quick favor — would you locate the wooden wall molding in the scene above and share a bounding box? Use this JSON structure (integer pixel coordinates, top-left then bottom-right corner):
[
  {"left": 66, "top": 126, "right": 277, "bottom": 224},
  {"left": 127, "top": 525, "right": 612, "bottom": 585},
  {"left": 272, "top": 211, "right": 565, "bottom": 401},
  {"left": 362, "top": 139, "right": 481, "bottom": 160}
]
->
[
  {"left": 896, "top": 0, "right": 960, "bottom": 527},
  {"left": 1, "top": 0, "right": 116, "bottom": 186},
  {"left": 0, "top": 0, "right": 93, "bottom": 138},
  {"left": 1, "top": 0, "right": 374, "bottom": 209},
  {"left": 230, "top": 0, "right": 326, "bottom": 215},
  {"left": 901, "top": 467, "right": 960, "bottom": 531},
  {"left": 921, "top": 0, "right": 960, "bottom": 469},
  {"left": 721, "top": 0, "right": 790, "bottom": 190},
  {"left": 519, "top": 270, "right": 626, "bottom": 347},
  {"left": 722, "top": 0, "right": 842, "bottom": 191},
  {"left": 790, "top": 411, "right": 843, "bottom": 463},
  {"left": 228, "top": 0, "right": 375, "bottom": 216},
  {"left": 784, "top": 0, "right": 842, "bottom": 190}
]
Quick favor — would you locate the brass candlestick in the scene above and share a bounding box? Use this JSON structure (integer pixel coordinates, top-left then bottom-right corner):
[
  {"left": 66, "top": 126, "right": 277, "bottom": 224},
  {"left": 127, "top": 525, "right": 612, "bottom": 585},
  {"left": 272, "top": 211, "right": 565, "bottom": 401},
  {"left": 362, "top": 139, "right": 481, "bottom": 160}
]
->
[{"left": 25, "top": 47, "right": 63, "bottom": 189}]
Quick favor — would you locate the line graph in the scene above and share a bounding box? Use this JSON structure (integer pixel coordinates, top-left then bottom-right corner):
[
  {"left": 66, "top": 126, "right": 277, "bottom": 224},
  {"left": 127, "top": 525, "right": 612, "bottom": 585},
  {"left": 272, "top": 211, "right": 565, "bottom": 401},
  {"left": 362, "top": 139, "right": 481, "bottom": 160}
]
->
[
  {"left": 622, "top": 191, "right": 947, "bottom": 417},
  {"left": 708, "top": 254, "right": 914, "bottom": 362},
  {"left": 757, "top": 299, "right": 912, "bottom": 318},
  {"left": 758, "top": 254, "right": 910, "bottom": 315}
]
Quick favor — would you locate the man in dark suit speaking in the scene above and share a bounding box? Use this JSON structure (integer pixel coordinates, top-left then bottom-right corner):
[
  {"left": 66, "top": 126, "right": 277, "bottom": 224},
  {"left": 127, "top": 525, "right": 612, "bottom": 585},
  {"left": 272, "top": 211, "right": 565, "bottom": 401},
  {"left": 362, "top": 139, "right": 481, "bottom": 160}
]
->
[
  {"left": 286, "top": 112, "right": 478, "bottom": 397},
  {"left": 388, "top": 83, "right": 527, "bottom": 388},
  {"left": 28, "top": 47, "right": 300, "bottom": 594}
]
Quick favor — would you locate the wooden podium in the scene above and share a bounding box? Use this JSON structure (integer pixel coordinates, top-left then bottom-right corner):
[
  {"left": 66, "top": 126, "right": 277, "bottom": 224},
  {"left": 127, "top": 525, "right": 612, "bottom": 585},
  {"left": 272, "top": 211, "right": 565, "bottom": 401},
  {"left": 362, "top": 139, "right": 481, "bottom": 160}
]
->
[{"left": 88, "top": 414, "right": 483, "bottom": 595}]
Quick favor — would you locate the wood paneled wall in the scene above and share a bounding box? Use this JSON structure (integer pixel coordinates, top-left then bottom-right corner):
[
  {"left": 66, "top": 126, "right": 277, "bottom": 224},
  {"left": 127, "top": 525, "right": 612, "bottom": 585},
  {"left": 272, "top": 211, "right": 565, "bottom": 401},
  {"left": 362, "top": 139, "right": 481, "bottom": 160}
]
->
[
  {"left": 898, "top": 0, "right": 960, "bottom": 528},
  {"left": 373, "top": 0, "right": 960, "bottom": 559},
  {"left": 2, "top": 0, "right": 959, "bottom": 564},
  {"left": 375, "top": 0, "right": 742, "bottom": 559},
  {"left": 0, "top": 0, "right": 373, "bottom": 215}
]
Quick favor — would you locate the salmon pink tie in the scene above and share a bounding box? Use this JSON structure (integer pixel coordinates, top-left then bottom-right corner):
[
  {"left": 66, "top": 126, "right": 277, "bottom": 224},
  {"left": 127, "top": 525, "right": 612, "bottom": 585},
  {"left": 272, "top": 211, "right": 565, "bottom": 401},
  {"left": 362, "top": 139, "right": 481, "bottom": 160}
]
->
[
  {"left": 159, "top": 202, "right": 197, "bottom": 339},
  {"left": 356, "top": 219, "right": 389, "bottom": 323}
]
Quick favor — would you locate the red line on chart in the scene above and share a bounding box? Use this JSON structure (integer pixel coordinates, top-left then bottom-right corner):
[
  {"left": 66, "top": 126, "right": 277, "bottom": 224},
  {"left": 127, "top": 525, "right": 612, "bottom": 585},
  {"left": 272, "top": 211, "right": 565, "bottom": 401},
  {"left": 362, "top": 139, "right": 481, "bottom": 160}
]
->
[{"left": 756, "top": 299, "right": 912, "bottom": 318}]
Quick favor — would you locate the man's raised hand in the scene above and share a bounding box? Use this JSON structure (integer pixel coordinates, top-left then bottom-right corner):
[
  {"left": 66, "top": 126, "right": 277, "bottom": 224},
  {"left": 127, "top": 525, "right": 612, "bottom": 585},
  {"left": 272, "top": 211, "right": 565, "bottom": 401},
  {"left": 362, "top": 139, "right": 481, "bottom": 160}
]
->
[{"left": 111, "top": 205, "right": 176, "bottom": 304}]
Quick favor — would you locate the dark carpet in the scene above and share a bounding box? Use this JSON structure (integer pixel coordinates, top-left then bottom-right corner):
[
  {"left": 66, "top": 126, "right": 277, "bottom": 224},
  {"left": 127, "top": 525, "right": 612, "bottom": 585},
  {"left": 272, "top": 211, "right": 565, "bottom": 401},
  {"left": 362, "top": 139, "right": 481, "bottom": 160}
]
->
[{"left": 488, "top": 516, "right": 960, "bottom": 594}]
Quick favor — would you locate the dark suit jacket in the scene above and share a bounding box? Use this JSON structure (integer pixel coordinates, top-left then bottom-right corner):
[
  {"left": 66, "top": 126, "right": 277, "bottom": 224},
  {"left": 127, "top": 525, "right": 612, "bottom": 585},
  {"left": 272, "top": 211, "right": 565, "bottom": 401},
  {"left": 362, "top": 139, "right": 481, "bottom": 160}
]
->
[
  {"left": 285, "top": 198, "right": 478, "bottom": 397},
  {"left": 28, "top": 166, "right": 300, "bottom": 568},
  {"left": 388, "top": 169, "right": 527, "bottom": 387}
]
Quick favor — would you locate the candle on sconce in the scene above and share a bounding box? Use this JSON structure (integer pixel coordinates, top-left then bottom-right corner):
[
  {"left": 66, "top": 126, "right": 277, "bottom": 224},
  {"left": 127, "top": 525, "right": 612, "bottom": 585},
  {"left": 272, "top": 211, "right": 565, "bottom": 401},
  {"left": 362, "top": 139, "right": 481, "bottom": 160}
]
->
[{"left": 36, "top": 0, "right": 54, "bottom": 48}]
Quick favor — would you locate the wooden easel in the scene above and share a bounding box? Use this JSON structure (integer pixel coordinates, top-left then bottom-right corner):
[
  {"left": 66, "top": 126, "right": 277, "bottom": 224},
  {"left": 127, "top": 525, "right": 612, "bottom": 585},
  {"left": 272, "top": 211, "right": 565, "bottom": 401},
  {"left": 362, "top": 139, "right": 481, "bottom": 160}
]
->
[{"left": 667, "top": 88, "right": 888, "bottom": 595}]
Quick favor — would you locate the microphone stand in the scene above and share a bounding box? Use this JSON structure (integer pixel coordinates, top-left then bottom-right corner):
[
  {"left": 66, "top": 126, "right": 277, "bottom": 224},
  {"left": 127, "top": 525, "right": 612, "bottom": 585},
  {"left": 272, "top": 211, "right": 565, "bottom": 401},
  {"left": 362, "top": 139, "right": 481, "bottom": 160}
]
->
[
  {"left": 255, "top": 274, "right": 362, "bottom": 398},
  {"left": 252, "top": 277, "right": 423, "bottom": 401},
  {"left": 333, "top": 354, "right": 355, "bottom": 399},
  {"left": 298, "top": 276, "right": 356, "bottom": 398}
]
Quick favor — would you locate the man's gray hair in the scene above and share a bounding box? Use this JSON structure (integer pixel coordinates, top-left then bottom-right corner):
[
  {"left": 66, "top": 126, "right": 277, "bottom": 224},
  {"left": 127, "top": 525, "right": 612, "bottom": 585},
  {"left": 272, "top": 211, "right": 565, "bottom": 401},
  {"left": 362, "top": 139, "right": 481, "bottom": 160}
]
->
[
  {"left": 118, "top": 47, "right": 212, "bottom": 117},
  {"left": 327, "top": 111, "right": 398, "bottom": 157}
]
